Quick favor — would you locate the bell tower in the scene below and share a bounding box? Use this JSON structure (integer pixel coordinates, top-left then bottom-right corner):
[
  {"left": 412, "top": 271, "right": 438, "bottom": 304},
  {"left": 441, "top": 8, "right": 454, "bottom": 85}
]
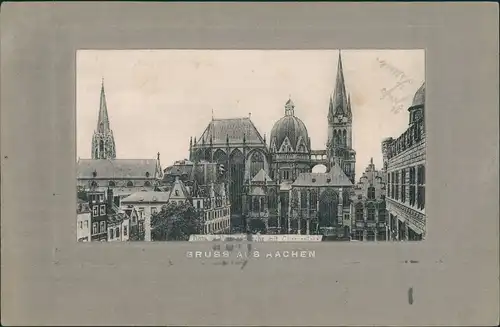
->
[
  {"left": 326, "top": 51, "right": 356, "bottom": 184},
  {"left": 91, "top": 79, "right": 116, "bottom": 159}
]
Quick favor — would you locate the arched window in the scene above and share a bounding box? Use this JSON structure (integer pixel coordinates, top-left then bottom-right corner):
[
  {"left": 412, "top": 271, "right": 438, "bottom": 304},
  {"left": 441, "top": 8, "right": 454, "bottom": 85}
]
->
[
  {"left": 342, "top": 130, "right": 347, "bottom": 145},
  {"left": 367, "top": 186, "right": 375, "bottom": 200},
  {"left": 91, "top": 181, "right": 98, "bottom": 188},
  {"left": 367, "top": 203, "right": 375, "bottom": 221},
  {"left": 309, "top": 189, "right": 318, "bottom": 210},
  {"left": 144, "top": 181, "right": 151, "bottom": 187},
  {"left": 300, "top": 191, "right": 308, "bottom": 209},
  {"left": 108, "top": 181, "right": 115, "bottom": 187},
  {"left": 355, "top": 203, "right": 364, "bottom": 221},
  {"left": 253, "top": 197, "right": 260, "bottom": 212},
  {"left": 249, "top": 151, "right": 265, "bottom": 179},
  {"left": 342, "top": 190, "right": 350, "bottom": 207},
  {"left": 127, "top": 181, "right": 134, "bottom": 187}
]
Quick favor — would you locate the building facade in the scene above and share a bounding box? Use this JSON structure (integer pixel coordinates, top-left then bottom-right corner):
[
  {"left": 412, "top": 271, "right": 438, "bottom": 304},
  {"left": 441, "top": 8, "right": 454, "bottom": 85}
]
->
[
  {"left": 120, "top": 191, "right": 171, "bottom": 242},
  {"left": 350, "top": 158, "right": 388, "bottom": 241},
  {"left": 288, "top": 164, "right": 354, "bottom": 238},
  {"left": 189, "top": 117, "right": 267, "bottom": 227},
  {"left": 242, "top": 169, "right": 279, "bottom": 233},
  {"left": 87, "top": 190, "right": 108, "bottom": 242},
  {"left": 77, "top": 199, "right": 91, "bottom": 242},
  {"left": 382, "top": 82, "right": 426, "bottom": 241}
]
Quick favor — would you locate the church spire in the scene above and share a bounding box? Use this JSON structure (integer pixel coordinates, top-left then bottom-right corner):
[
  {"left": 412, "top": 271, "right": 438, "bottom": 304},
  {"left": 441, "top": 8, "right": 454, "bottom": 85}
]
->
[
  {"left": 346, "top": 93, "right": 352, "bottom": 118},
  {"left": 97, "top": 79, "right": 111, "bottom": 133},
  {"left": 91, "top": 79, "right": 116, "bottom": 159},
  {"left": 329, "top": 51, "right": 348, "bottom": 118}
]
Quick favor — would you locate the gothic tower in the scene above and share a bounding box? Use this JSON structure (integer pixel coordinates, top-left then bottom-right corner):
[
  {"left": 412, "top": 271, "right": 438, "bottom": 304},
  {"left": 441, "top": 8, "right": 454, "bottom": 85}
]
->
[
  {"left": 326, "top": 51, "right": 356, "bottom": 184},
  {"left": 91, "top": 80, "right": 116, "bottom": 159}
]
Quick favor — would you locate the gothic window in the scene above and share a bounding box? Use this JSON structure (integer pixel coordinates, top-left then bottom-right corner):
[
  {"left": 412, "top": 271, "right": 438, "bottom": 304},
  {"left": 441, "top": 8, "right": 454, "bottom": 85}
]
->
[
  {"left": 342, "top": 130, "right": 347, "bottom": 146},
  {"left": 99, "top": 140, "right": 104, "bottom": 154},
  {"left": 267, "top": 188, "right": 278, "bottom": 212},
  {"left": 127, "top": 181, "right": 134, "bottom": 187},
  {"left": 367, "top": 186, "right": 376, "bottom": 200},
  {"left": 342, "top": 190, "right": 350, "bottom": 207},
  {"left": 409, "top": 167, "right": 416, "bottom": 206},
  {"left": 145, "top": 172, "right": 150, "bottom": 178},
  {"left": 367, "top": 203, "right": 376, "bottom": 221},
  {"left": 300, "top": 191, "right": 308, "bottom": 209},
  {"left": 115, "top": 227, "right": 120, "bottom": 238},
  {"left": 250, "top": 151, "right": 265, "bottom": 178},
  {"left": 260, "top": 197, "right": 265, "bottom": 212},
  {"left": 310, "top": 189, "right": 318, "bottom": 210},
  {"left": 108, "top": 181, "right": 115, "bottom": 187},
  {"left": 355, "top": 203, "right": 364, "bottom": 221},
  {"left": 417, "top": 165, "right": 425, "bottom": 210},
  {"left": 253, "top": 197, "right": 260, "bottom": 212}
]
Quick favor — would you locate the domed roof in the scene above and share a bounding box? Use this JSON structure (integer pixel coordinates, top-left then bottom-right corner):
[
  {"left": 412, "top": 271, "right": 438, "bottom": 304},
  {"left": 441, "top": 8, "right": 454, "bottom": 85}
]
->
[
  {"left": 270, "top": 98, "right": 309, "bottom": 152},
  {"left": 411, "top": 82, "right": 425, "bottom": 107}
]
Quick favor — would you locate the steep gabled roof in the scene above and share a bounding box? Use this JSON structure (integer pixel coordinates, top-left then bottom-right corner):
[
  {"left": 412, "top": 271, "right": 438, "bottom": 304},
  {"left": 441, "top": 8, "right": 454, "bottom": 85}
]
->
[
  {"left": 121, "top": 191, "right": 171, "bottom": 203},
  {"left": 292, "top": 164, "right": 353, "bottom": 187},
  {"left": 77, "top": 159, "right": 161, "bottom": 179},
  {"left": 251, "top": 169, "right": 273, "bottom": 183},
  {"left": 198, "top": 117, "right": 266, "bottom": 145}
]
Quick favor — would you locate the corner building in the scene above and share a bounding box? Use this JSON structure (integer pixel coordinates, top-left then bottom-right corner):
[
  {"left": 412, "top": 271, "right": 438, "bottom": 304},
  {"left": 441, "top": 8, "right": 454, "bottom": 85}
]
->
[{"left": 382, "top": 82, "right": 426, "bottom": 241}]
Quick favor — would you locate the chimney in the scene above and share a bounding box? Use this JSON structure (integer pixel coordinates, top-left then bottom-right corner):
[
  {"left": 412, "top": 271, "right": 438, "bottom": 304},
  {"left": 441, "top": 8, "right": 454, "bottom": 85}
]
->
[{"left": 107, "top": 188, "right": 114, "bottom": 209}]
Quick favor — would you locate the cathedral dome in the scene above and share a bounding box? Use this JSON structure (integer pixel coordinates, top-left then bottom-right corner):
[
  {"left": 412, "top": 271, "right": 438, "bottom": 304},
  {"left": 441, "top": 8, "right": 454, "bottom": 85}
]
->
[
  {"left": 411, "top": 82, "right": 425, "bottom": 107},
  {"left": 270, "top": 99, "right": 309, "bottom": 153}
]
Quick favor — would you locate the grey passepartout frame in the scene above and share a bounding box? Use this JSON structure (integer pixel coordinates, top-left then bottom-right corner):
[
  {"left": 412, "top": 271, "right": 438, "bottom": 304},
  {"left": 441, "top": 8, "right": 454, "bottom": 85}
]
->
[{"left": 1, "top": 2, "right": 499, "bottom": 326}]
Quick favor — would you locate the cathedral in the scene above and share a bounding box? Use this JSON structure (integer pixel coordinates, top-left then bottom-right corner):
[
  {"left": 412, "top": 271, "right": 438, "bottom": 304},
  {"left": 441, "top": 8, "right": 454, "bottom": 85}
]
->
[
  {"left": 77, "top": 81, "right": 163, "bottom": 202},
  {"left": 190, "top": 52, "right": 358, "bottom": 236}
]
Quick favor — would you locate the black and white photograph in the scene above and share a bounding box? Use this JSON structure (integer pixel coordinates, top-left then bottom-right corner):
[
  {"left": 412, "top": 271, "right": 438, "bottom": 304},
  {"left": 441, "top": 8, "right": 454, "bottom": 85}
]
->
[{"left": 76, "top": 49, "right": 426, "bottom": 243}]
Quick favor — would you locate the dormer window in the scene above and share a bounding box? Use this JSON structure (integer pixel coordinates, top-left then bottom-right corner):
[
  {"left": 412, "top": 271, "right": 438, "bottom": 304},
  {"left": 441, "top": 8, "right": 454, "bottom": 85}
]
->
[
  {"left": 146, "top": 172, "right": 150, "bottom": 178},
  {"left": 312, "top": 178, "right": 316, "bottom": 183},
  {"left": 326, "top": 178, "right": 331, "bottom": 183},
  {"left": 109, "top": 181, "right": 115, "bottom": 187},
  {"left": 175, "top": 190, "right": 179, "bottom": 196},
  {"left": 92, "top": 170, "right": 97, "bottom": 178}
]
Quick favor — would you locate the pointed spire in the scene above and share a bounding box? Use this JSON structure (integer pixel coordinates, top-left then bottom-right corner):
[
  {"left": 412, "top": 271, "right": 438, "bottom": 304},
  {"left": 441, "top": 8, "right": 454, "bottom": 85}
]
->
[
  {"left": 190, "top": 136, "right": 193, "bottom": 149},
  {"left": 194, "top": 136, "right": 197, "bottom": 145},
  {"left": 263, "top": 133, "right": 266, "bottom": 145},
  {"left": 330, "top": 51, "right": 348, "bottom": 117},
  {"left": 347, "top": 93, "right": 352, "bottom": 118},
  {"left": 97, "top": 78, "right": 111, "bottom": 133},
  {"left": 370, "top": 157, "right": 373, "bottom": 165},
  {"left": 212, "top": 108, "right": 214, "bottom": 120}
]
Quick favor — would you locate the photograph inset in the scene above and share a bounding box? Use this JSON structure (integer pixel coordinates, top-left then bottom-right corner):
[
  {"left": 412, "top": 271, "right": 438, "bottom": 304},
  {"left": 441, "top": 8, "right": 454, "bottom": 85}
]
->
[{"left": 76, "top": 50, "right": 426, "bottom": 242}]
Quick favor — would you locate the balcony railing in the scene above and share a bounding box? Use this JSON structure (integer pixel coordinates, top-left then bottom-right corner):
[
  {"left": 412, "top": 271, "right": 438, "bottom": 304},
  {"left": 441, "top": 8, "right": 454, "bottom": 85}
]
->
[{"left": 386, "top": 119, "right": 425, "bottom": 159}]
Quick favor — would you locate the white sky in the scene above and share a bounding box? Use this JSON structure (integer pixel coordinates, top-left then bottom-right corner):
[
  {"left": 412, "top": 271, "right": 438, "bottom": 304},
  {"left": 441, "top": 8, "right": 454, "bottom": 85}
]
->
[{"left": 77, "top": 50, "right": 424, "bottom": 179}]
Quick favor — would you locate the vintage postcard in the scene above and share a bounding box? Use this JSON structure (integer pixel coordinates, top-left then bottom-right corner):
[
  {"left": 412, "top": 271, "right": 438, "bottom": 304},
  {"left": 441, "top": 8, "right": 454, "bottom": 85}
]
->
[{"left": 76, "top": 49, "right": 425, "bottom": 243}]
